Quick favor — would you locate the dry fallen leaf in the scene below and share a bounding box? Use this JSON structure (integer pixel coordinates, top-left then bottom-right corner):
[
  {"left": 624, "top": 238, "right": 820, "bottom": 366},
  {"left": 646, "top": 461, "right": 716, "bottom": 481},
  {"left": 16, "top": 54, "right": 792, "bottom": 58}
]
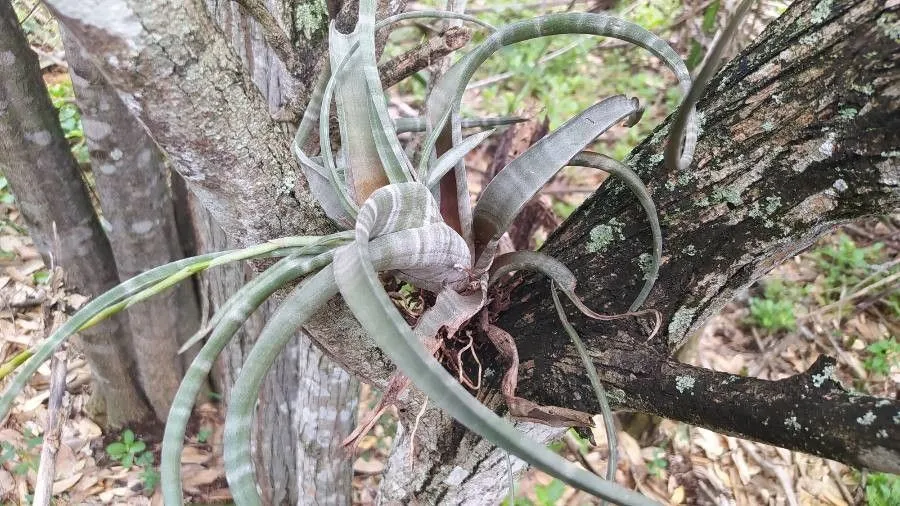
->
[
  {"left": 181, "top": 467, "right": 223, "bottom": 489},
  {"left": 180, "top": 445, "right": 212, "bottom": 465},
  {"left": 670, "top": 485, "right": 685, "bottom": 504},
  {"left": 353, "top": 457, "right": 385, "bottom": 475},
  {"left": 52, "top": 471, "right": 83, "bottom": 495}
]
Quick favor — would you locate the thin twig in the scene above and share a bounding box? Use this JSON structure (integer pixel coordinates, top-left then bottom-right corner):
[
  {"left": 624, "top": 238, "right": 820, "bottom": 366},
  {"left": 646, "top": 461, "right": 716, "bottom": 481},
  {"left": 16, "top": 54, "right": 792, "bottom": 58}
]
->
[
  {"left": 737, "top": 440, "right": 799, "bottom": 506},
  {"left": 32, "top": 349, "right": 68, "bottom": 506},
  {"left": 381, "top": 26, "right": 472, "bottom": 89},
  {"left": 455, "top": 332, "right": 482, "bottom": 390},
  {"left": 232, "top": 0, "right": 301, "bottom": 75},
  {"left": 409, "top": 396, "right": 429, "bottom": 468}
]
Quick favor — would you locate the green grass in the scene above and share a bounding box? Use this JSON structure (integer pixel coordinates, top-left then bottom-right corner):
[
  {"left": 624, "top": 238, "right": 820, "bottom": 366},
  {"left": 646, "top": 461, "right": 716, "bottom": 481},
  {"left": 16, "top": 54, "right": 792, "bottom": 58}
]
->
[
  {"left": 866, "top": 472, "right": 900, "bottom": 506},
  {"left": 812, "top": 233, "right": 900, "bottom": 318},
  {"left": 746, "top": 279, "right": 803, "bottom": 333},
  {"left": 46, "top": 80, "right": 89, "bottom": 166},
  {"left": 863, "top": 337, "right": 900, "bottom": 376}
]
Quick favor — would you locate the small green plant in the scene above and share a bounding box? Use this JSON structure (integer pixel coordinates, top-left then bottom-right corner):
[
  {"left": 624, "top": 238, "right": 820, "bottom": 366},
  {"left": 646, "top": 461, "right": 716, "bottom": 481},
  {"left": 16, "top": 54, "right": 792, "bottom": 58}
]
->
[
  {"left": 105, "top": 429, "right": 160, "bottom": 492},
  {"left": 645, "top": 447, "right": 668, "bottom": 478},
  {"left": 136, "top": 452, "right": 161, "bottom": 492},
  {"left": 814, "top": 234, "right": 884, "bottom": 294},
  {"left": 196, "top": 426, "right": 214, "bottom": 444},
  {"left": 747, "top": 279, "right": 799, "bottom": 332},
  {"left": 863, "top": 337, "right": 900, "bottom": 376},
  {"left": 32, "top": 269, "right": 51, "bottom": 285},
  {"left": 105, "top": 429, "right": 148, "bottom": 469},
  {"left": 46, "top": 80, "right": 89, "bottom": 165},
  {"left": 0, "top": 428, "right": 42, "bottom": 476},
  {"left": 866, "top": 472, "right": 900, "bottom": 506}
]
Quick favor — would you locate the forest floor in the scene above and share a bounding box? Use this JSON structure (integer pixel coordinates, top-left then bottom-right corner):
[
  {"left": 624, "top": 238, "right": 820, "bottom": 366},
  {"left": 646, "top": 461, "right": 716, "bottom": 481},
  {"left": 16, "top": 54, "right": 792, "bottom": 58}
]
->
[{"left": 2, "top": 0, "right": 899, "bottom": 504}]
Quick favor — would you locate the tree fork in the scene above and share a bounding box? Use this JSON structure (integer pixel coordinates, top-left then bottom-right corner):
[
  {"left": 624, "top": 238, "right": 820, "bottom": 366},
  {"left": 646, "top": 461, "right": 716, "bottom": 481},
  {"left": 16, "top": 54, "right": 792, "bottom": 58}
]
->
[{"left": 501, "top": 0, "right": 900, "bottom": 473}]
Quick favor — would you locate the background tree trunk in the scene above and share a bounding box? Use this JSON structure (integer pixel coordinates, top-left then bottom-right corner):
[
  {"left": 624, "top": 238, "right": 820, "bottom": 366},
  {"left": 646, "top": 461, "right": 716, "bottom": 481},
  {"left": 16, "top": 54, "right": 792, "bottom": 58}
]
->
[
  {"left": 60, "top": 28, "right": 204, "bottom": 422},
  {"left": 0, "top": 0, "right": 152, "bottom": 428}
]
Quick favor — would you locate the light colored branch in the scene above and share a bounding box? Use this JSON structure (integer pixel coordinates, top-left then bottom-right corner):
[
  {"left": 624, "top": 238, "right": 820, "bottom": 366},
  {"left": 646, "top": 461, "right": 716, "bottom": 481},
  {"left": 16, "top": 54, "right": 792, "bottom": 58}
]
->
[{"left": 32, "top": 350, "right": 68, "bottom": 506}]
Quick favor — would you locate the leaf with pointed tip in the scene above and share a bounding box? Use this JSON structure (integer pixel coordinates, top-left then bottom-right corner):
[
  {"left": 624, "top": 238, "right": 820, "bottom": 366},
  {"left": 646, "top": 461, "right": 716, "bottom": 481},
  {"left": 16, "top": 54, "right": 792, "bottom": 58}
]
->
[
  {"left": 473, "top": 95, "right": 640, "bottom": 264},
  {"left": 419, "top": 12, "right": 696, "bottom": 177},
  {"left": 0, "top": 232, "right": 350, "bottom": 420},
  {"left": 426, "top": 129, "right": 495, "bottom": 188},
  {"left": 322, "top": 31, "right": 363, "bottom": 212},
  {"left": 551, "top": 282, "right": 618, "bottom": 486},
  {"left": 332, "top": 183, "right": 657, "bottom": 506},
  {"left": 0, "top": 251, "right": 222, "bottom": 418},
  {"left": 665, "top": 0, "right": 753, "bottom": 172},
  {"left": 359, "top": 0, "right": 416, "bottom": 186},
  {"left": 569, "top": 151, "right": 661, "bottom": 311},
  {"left": 394, "top": 115, "right": 525, "bottom": 134}
]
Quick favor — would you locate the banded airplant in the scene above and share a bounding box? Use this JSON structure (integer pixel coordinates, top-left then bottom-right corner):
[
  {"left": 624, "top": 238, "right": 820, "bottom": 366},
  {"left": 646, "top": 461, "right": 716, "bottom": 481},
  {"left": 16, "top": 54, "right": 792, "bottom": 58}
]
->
[{"left": 0, "top": 0, "right": 755, "bottom": 503}]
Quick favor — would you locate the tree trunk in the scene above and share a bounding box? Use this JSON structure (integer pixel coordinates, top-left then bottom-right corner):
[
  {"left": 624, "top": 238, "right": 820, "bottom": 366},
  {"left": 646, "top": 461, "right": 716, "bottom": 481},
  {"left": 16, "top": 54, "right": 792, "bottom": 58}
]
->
[
  {"left": 378, "top": 0, "right": 900, "bottom": 502},
  {"left": 60, "top": 28, "right": 204, "bottom": 422},
  {"left": 0, "top": 0, "right": 152, "bottom": 428}
]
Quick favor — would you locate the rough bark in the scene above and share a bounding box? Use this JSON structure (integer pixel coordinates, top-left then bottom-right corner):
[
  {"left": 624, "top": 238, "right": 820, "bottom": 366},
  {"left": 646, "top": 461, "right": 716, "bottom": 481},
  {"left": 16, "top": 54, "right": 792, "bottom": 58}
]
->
[
  {"left": 60, "top": 28, "right": 203, "bottom": 421},
  {"left": 0, "top": 0, "right": 152, "bottom": 427},
  {"left": 194, "top": 1, "right": 377, "bottom": 502},
  {"left": 43, "top": 0, "right": 334, "bottom": 246},
  {"left": 378, "top": 0, "right": 900, "bottom": 502}
]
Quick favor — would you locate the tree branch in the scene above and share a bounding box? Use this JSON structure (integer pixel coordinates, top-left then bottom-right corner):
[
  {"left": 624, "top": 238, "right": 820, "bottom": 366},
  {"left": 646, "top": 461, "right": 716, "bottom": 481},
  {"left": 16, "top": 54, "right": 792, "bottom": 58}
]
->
[
  {"left": 380, "top": 26, "right": 471, "bottom": 89},
  {"left": 381, "top": 0, "right": 900, "bottom": 501}
]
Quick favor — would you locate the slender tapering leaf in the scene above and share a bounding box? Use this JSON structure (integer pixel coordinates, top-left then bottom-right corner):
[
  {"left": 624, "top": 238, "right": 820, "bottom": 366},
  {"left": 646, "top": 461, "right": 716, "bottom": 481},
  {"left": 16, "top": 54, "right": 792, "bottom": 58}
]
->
[
  {"left": 360, "top": 0, "right": 416, "bottom": 184},
  {"left": 419, "top": 12, "right": 696, "bottom": 177},
  {"left": 161, "top": 252, "right": 332, "bottom": 506},
  {"left": 551, "top": 283, "right": 618, "bottom": 487},
  {"left": 322, "top": 32, "right": 364, "bottom": 212},
  {"left": 395, "top": 115, "right": 524, "bottom": 134},
  {"left": 473, "top": 96, "right": 640, "bottom": 264},
  {"left": 426, "top": 129, "right": 495, "bottom": 188},
  {"left": 375, "top": 10, "right": 496, "bottom": 31}
]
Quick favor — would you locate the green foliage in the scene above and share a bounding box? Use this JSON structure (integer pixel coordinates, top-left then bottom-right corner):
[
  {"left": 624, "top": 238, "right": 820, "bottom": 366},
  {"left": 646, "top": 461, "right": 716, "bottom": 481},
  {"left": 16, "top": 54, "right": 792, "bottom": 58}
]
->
[
  {"left": 748, "top": 297, "right": 796, "bottom": 331},
  {"left": 32, "top": 270, "right": 51, "bottom": 285},
  {"left": 812, "top": 234, "right": 900, "bottom": 317},
  {"left": 46, "top": 80, "right": 89, "bottom": 165},
  {"left": 105, "top": 429, "right": 148, "bottom": 469},
  {"left": 866, "top": 472, "right": 900, "bottom": 506},
  {"left": 0, "top": 428, "right": 41, "bottom": 476},
  {"left": 863, "top": 337, "right": 900, "bottom": 376},
  {"left": 814, "top": 234, "right": 884, "bottom": 293},
  {"left": 747, "top": 280, "right": 802, "bottom": 332},
  {"left": 645, "top": 447, "right": 668, "bottom": 478},
  {"left": 0, "top": 176, "right": 16, "bottom": 205},
  {"left": 105, "top": 429, "right": 160, "bottom": 492},
  {"left": 196, "top": 426, "right": 213, "bottom": 444}
]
